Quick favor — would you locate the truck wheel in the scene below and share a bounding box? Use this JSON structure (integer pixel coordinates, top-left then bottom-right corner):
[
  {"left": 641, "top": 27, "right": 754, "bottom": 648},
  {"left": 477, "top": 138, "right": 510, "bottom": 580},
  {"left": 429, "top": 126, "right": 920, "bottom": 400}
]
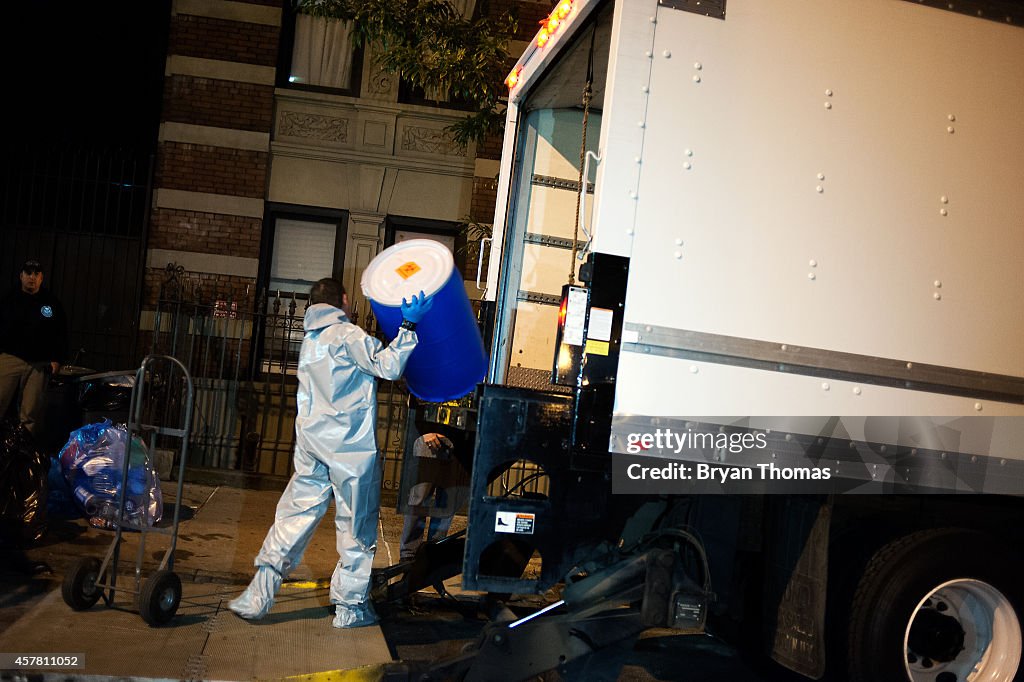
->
[{"left": 848, "top": 529, "right": 1022, "bottom": 682}]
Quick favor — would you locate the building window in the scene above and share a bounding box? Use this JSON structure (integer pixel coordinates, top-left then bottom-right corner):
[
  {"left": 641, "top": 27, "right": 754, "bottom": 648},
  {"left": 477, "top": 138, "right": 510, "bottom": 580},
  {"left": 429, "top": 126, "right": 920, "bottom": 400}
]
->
[
  {"left": 269, "top": 217, "right": 342, "bottom": 293},
  {"left": 394, "top": 227, "right": 456, "bottom": 253},
  {"left": 259, "top": 208, "right": 347, "bottom": 373},
  {"left": 385, "top": 215, "right": 467, "bottom": 273},
  {"left": 278, "top": 10, "right": 363, "bottom": 95},
  {"left": 396, "top": 79, "right": 475, "bottom": 111}
]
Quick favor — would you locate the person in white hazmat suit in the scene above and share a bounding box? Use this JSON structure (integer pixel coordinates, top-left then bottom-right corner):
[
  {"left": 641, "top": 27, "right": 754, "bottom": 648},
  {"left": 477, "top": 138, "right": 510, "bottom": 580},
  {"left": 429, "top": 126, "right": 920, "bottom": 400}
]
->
[{"left": 229, "top": 278, "right": 432, "bottom": 628}]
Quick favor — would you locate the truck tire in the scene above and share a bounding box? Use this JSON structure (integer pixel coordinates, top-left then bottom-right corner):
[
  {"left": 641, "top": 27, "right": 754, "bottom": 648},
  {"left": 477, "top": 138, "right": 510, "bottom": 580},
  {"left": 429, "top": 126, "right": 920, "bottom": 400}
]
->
[{"left": 847, "top": 528, "right": 1022, "bottom": 682}]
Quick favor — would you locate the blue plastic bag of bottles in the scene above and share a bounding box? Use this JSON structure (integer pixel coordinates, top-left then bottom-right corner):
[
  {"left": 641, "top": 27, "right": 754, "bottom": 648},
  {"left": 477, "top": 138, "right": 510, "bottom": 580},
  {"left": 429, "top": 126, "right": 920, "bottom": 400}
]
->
[
  {"left": 46, "top": 456, "right": 80, "bottom": 519},
  {"left": 58, "top": 420, "right": 163, "bottom": 527}
]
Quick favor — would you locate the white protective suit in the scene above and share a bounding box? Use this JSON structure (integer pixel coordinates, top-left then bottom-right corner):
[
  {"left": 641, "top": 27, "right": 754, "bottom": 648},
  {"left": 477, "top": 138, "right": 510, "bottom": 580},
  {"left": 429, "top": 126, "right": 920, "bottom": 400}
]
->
[{"left": 229, "top": 303, "right": 417, "bottom": 627}]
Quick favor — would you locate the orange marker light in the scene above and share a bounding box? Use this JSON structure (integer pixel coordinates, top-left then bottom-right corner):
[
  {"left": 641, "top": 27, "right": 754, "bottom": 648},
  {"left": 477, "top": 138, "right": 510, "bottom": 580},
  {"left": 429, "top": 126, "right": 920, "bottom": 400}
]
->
[
  {"left": 505, "top": 66, "right": 522, "bottom": 90},
  {"left": 518, "top": 0, "right": 576, "bottom": 88},
  {"left": 533, "top": 0, "right": 574, "bottom": 51}
]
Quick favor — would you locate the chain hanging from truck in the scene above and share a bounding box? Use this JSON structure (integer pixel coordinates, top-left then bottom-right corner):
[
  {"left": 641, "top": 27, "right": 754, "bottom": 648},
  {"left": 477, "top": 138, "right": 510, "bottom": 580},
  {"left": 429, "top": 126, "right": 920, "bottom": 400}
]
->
[{"left": 568, "top": 25, "right": 597, "bottom": 286}]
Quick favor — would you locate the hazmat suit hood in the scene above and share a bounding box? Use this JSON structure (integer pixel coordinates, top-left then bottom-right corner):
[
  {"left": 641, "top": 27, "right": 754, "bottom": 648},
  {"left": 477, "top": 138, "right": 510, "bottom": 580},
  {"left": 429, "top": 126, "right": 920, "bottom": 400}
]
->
[{"left": 303, "top": 302, "right": 347, "bottom": 332}]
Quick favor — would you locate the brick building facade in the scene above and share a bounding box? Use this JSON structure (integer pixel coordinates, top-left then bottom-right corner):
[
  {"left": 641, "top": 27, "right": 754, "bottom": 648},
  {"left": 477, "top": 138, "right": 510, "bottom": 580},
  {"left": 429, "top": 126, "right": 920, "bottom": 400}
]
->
[
  {"left": 145, "top": 0, "right": 550, "bottom": 321},
  {"left": 133, "top": 0, "right": 552, "bottom": 478},
  {"left": 144, "top": 1, "right": 280, "bottom": 315}
]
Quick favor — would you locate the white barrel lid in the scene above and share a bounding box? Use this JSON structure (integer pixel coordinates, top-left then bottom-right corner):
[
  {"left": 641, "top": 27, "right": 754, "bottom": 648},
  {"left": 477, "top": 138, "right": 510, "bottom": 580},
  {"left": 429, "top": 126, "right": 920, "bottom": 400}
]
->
[{"left": 360, "top": 239, "right": 454, "bottom": 306}]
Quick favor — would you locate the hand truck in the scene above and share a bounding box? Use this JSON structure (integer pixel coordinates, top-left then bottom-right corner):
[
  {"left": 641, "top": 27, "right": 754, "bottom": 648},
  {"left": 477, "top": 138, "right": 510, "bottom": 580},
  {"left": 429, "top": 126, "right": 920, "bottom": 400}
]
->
[{"left": 61, "top": 355, "right": 194, "bottom": 626}]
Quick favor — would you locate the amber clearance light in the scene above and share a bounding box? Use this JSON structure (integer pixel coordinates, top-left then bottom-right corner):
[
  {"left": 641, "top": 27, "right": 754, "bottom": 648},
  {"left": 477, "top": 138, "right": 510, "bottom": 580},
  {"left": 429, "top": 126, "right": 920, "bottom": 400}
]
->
[
  {"left": 504, "top": 65, "right": 522, "bottom": 90},
  {"left": 505, "top": 0, "right": 576, "bottom": 91}
]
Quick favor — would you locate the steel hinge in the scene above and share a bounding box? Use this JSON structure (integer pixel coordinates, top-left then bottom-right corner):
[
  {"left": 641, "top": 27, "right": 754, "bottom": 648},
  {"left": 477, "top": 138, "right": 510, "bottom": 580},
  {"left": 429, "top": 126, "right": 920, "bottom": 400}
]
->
[
  {"left": 517, "top": 290, "right": 562, "bottom": 306},
  {"left": 524, "top": 232, "right": 587, "bottom": 250}
]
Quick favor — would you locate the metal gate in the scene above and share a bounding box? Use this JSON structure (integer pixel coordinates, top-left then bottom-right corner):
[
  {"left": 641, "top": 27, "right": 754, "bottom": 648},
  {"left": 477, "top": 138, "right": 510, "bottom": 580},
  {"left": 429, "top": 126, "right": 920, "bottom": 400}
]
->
[
  {"left": 147, "top": 267, "right": 410, "bottom": 487},
  {"left": 0, "top": 144, "right": 151, "bottom": 371}
]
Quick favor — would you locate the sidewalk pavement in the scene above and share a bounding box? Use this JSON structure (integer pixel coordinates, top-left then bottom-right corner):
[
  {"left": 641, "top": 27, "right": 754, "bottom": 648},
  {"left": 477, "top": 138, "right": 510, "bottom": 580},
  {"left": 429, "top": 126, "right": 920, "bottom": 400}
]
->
[
  {"left": 0, "top": 481, "right": 467, "bottom": 680},
  {"left": 19, "top": 481, "right": 428, "bottom": 585},
  {"left": 0, "top": 483, "right": 778, "bottom": 682}
]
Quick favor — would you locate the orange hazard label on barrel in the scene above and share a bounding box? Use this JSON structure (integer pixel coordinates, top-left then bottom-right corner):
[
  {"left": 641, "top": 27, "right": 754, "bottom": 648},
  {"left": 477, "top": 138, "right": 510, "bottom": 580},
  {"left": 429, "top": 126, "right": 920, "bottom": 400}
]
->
[{"left": 395, "top": 261, "right": 421, "bottom": 279}]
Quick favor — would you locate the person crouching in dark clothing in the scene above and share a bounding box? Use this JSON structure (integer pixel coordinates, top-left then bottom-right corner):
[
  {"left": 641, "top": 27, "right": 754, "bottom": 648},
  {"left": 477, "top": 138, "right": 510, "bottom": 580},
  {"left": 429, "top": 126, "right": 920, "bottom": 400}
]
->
[{"left": 0, "top": 260, "right": 67, "bottom": 436}]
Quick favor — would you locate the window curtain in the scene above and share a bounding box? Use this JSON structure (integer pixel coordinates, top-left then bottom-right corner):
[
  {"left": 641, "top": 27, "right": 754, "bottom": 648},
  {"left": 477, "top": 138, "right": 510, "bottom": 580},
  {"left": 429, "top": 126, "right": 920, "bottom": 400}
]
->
[
  {"left": 290, "top": 14, "right": 355, "bottom": 90},
  {"left": 448, "top": 0, "right": 477, "bottom": 17}
]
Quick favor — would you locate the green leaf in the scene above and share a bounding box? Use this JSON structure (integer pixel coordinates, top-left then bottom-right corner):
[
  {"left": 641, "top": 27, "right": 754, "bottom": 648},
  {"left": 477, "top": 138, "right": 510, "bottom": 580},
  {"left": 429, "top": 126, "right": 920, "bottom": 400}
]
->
[{"left": 293, "top": 0, "right": 517, "bottom": 145}]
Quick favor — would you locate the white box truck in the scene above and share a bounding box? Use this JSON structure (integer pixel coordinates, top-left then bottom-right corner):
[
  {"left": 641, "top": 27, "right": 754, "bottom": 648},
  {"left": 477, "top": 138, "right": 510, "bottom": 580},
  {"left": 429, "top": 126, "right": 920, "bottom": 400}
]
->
[{"left": 413, "top": 1, "right": 1024, "bottom": 680}]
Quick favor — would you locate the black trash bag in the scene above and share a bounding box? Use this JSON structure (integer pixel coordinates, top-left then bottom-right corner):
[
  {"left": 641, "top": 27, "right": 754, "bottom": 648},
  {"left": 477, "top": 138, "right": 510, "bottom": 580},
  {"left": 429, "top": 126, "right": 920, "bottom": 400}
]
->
[
  {"left": 78, "top": 374, "right": 134, "bottom": 412},
  {"left": 0, "top": 420, "right": 49, "bottom": 546}
]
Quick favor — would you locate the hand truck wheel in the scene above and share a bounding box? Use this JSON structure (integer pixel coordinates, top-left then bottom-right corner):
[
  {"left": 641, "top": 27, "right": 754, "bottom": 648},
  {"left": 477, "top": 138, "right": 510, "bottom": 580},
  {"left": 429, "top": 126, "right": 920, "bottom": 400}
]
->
[
  {"left": 62, "top": 557, "right": 103, "bottom": 611},
  {"left": 139, "top": 569, "right": 182, "bottom": 626}
]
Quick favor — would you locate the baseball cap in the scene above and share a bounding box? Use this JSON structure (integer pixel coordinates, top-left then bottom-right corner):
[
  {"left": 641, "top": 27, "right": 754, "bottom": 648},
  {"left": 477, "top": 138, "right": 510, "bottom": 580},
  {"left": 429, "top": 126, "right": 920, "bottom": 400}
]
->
[{"left": 21, "top": 260, "right": 42, "bottom": 274}]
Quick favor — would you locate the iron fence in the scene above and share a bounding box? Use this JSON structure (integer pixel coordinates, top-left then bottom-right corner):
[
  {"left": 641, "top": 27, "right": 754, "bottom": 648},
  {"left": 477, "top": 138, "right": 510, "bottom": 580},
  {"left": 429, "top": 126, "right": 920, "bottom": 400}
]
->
[
  {"left": 146, "top": 265, "right": 410, "bottom": 488},
  {"left": 144, "top": 266, "right": 549, "bottom": 501}
]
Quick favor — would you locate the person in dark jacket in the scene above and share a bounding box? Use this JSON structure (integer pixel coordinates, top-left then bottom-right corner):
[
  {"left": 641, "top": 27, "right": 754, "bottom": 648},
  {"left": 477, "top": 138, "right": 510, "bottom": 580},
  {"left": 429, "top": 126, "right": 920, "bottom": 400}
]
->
[
  {"left": 0, "top": 260, "right": 67, "bottom": 435},
  {"left": 399, "top": 422, "right": 472, "bottom": 561}
]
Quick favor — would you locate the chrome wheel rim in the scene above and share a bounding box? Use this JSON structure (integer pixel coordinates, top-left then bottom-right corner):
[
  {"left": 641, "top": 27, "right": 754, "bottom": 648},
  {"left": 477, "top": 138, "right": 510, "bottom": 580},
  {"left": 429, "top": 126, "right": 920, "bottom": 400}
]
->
[{"left": 903, "top": 579, "right": 1021, "bottom": 682}]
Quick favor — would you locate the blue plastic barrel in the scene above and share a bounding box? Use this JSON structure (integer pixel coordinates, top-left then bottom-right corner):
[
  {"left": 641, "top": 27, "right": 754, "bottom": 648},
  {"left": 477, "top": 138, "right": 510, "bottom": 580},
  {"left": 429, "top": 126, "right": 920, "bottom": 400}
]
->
[{"left": 361, "top": 239, "right": 487, "bottom": 402}]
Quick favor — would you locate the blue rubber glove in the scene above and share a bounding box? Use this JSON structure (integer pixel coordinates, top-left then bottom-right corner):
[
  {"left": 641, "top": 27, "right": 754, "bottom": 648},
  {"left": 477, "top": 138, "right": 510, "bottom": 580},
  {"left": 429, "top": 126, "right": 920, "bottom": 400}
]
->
[{"left": 401, "top": 290, "right": 434, "bottom": 324}]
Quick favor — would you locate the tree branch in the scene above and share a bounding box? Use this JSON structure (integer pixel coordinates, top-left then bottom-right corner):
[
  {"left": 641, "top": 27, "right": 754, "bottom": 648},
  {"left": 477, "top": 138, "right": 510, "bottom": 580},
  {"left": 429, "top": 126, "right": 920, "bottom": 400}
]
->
[{"left": 293, "top": 0, "right": 517, "bottom": 146}]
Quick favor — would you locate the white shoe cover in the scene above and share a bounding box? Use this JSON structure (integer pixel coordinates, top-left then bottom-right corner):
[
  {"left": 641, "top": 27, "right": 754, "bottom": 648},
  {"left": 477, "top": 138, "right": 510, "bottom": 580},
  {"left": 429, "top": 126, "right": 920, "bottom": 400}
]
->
[
  {"left": 228, "top": 565, "right": 282, "bottom": 620},
  {"left": 332, "top": 601, "right": 378, "bottom": 628}
]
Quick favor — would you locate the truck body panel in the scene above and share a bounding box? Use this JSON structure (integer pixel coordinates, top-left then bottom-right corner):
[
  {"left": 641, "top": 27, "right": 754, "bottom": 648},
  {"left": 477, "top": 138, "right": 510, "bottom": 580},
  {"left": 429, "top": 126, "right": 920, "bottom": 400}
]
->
[
  {"left": 617, "top": 0, "right": 1024, "bottom": 397},
  {"left": 490, "top": 0, "right": 1024, "bottom": 462}
]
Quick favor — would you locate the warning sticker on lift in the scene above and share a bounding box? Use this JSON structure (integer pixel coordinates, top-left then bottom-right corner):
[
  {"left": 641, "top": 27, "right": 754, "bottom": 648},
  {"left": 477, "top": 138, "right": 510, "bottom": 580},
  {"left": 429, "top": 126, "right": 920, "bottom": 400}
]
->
[
  {"left": 563, "top": 287, "right": 588, "bottom": 346},
  {"left": 585, "top": 339, "right": 609, "bottom": 356},
  {"left": 494, "top": 511, "right": 535, "bottom": 535},
  {"left": 588, "top": 307, "right": 614, "bottom": 341}
]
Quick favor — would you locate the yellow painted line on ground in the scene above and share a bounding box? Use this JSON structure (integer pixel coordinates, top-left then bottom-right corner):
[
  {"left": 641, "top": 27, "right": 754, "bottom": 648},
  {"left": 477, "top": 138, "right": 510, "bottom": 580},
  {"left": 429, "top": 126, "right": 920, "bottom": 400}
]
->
[
  {"left": 281, "top": 579, "right": 331, "bottom": 589},
  {"left": 274, "top": 663, "right": 385, "bottom": 682}
]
